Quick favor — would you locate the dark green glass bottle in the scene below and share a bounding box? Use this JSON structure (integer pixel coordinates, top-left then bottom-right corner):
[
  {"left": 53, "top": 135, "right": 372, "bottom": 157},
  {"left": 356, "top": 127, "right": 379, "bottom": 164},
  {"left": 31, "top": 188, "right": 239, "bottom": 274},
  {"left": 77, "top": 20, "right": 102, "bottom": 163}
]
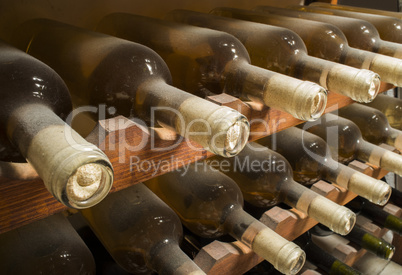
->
[
  {"left": 346, "top": 224, "right": 395, "bottom": 260},
  {"left": 294, "top": 232, "right": 361, "bottom": 275},
  {"left": 347, "top": 198, "right": 402, "bottom": 236}
]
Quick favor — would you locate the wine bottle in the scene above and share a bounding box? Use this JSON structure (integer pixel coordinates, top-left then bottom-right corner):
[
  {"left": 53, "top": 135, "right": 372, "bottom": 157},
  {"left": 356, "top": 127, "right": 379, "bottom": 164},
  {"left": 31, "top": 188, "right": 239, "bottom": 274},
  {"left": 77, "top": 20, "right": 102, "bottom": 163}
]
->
[
  {"left": 210, "top": 142, "right": 355, "bottom": 235},
  {"left": 165, "top": 9, "right": 380, "bottom": 103},
  {"left": 292, "top": 5, "right": 402, "bottom": 44},
  {"left": 346, "top": 224, "right": 395, "bottom": 260},
  {"left": 10, "top": 19, "right": 249, "bottom": 158},
  {"left": 255, "top": 5, "right": 402, "bottom": 59},
  {"left": 302, "top": 113, "right": 402, "bottom": 177},
  {"left": 0, "top": 213, "right": 96, "bottom": 274},
  {"left": 366, "top": 94, "right": 402, "bottom": 130},
  {"left": 211, "top": 8, "right": 402, "bottom": 87},
  {"left": 309, "top": 2, "right": 402, "bottom": 19},
  {"left": 312, "top": 223, "right": 395, "bottom": 260},
  {"left": 294, "top": 232, "right": 362, "bottom": 275},
  {"left": 145, "top": 164, "right": 306, "bottom": 275},
  {"left": 338, "top": 103, "right": 402, "bottom": 151},
  {"left": 96, "top": 13, "right": 328, "bottom": 121},
  {"left": 0, "top": 40, "right": 113, "bottom": 208},
  {"left": 80, "top": 183, "right": 205, "bottom": 275},
  {"left": 347, "top": 198, "right": 402, "bottom": 235},
  {"left": 258, "top": 127, "right": 391, "bottom": 206}
]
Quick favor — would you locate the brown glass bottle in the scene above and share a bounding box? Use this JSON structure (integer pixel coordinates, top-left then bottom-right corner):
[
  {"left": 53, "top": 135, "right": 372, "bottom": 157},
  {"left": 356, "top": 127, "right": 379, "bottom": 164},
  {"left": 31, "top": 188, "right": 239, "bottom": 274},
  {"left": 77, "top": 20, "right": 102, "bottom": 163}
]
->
[
  {"left": 338, "top": 103, "right": 402, "bottom": 151},
  {"left": 302, "top": 113, "right": 402, "bottom": 177},
  {"left": 10, "top": 19, "right": 249, "bottom": 157},
  {"left": 0, "top": 213, "right": 96, "bottom": 274},
  {"left": 293, "top": 5, "right": 402, "bottom": 44},
  {"left": 211, "top": 142, "right": 355, "bottom": 235},
  {"left": 0, "top": 40, "right": 113, "bottom": 208},
  {"left": 258, "top": 127, "right": 390, "bottom": 206},
  {"left": 145, "top": 164, "right": 306, "bottom": 275},
  {"left": 255, "top": 5, "right": 402, "bottom": 59},
  {"left": 81, "top": 183, "right": 205, "bottom": 275},
  {"left": 366, "top": 94, "right": 402, "bottom": 130},
  {"left": 211, "top": 8, "right": 402, "bottom": 87},
  {"left": 309, "top": 2, "right": 402, "bottom": 19},
  {"left": 96, "top": 13, "right": 327, "bottom": 121},
  {"left": 165, "top": 9, "right": 380, "bottom": 103}
]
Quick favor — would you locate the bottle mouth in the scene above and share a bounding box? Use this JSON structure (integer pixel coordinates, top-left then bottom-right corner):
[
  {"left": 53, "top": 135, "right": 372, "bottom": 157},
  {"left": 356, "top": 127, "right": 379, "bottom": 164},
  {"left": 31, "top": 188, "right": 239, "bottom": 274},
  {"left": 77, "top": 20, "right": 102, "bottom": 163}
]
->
[
  {"left": 333, "top": 208, "right": 356, "bottom": 235},
  {"left": 295, "top": 82, "right": 327, "bottom": 121},
  {"left": 223, "top": 117, "right": 250, "bottom": 157},
  {"left": 277, "top": 243, "right": 306, "bottom": 275},
  {"left": 66, "top": 162, "right": 113, "bottom": 208},
  {"left": 209, "top": 109, "right": 250, "bottom": 157},
  {"left": 310, "top": 89, "right": 328, "bottom": 120},
  {"left": 373, "top": 182, "right": 392, "bottom": 206},
  {"left": 49, "top": 149, "right": 114, "bottom": 209},
  {"left": 354, "top": 70, "right": 381, "bottom": 103}
]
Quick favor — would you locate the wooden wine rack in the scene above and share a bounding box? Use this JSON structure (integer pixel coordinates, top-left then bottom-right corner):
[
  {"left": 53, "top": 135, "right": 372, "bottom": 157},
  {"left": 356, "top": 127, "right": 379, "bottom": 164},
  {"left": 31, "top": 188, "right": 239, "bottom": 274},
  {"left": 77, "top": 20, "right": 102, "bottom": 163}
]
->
[
  {"left": 0, "top": 84, "right": 392, "bottom": 234},
  {"left": 0, "top": 82, "right": 396, "bottom": 274}
]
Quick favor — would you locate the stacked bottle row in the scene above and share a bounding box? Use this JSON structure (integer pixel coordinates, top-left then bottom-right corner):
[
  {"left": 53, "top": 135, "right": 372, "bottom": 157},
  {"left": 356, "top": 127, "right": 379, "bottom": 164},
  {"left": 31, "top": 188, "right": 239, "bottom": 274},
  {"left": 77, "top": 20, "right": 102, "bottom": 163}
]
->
[
  {"left": 3, "top": 3, "right": 402, "bottom": 209},
  {"left": 1, "top": 163, "right": 401, "bottom": 274},
  {"left": 1, "top": 97, "right": 401, "bottom": 274},
  {"left": 1, "top": 3, "right": 402, "bottom": 274}
]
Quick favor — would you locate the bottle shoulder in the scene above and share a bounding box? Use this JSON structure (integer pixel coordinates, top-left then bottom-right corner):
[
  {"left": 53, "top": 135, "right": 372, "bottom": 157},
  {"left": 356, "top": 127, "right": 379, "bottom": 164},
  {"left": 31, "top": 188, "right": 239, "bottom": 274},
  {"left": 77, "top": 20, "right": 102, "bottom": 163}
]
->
[{"left": 0, "top": 41, "right": 72, "bottom": 118}]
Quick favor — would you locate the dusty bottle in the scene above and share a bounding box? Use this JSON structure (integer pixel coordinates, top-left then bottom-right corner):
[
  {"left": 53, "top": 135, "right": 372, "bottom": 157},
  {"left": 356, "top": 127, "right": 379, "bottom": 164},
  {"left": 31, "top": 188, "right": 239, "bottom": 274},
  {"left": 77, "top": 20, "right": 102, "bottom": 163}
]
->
[
  {"left": 0, "top": 213, "right": 96, "bottom": 274},
  {"left": 211, "top": 8, "right": 402, "bottom": 87},
  {"left": 145, "top": 164, "right": 306, "bottom": 275},
  {"left": 96, "top": 13, "right": 327, "bottom": 121},
  {"left": 165, "top": 9, "right": 380, "bottom": 103},
  {"left": 0, "top": 40, "right": 113, "bottom": 208},
  {"left": 210, "top": 142, "right": 355, "bottom": 235},
  {"left": 80, "top": 183, "right": 205, "bottom": 275},
  {"left": 293, "top": 5, "right": 402, "bottom": 44},
  {"left": 302, "top": 113, "right": 402, "bottom": 177},
  {"left": 255, "top": 5, "right": 402, "bottom": 59},
  {"left": 366, "top": 94, "right": 402, "bottom": 130},
  {"left": 294, "top": 232, "right": 362, "bottom": 275},
  {"left": 309, "top": 2, "right": 402, "bottom": 19},
  {"left": 346, "top": 224, "right": 395, "bottom": 260},
  {"left": 338, "top": 103, "right": 402, "bottom": 151},
  {"left": 347, "top": 198, "right": 402, "bottom": 235},
  {"left": 10, "top": 19, "right": 249, "bottom": 157},
  {"left": 258, "top": 127, "right": 391, "bottom": 206}
]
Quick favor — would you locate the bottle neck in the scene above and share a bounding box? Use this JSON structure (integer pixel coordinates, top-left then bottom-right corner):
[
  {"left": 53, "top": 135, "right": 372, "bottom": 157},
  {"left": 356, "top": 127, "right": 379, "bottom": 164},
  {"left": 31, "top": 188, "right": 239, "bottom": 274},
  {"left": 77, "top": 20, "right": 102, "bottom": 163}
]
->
[
  {"left": 224, "top": 206, "right": 305, "bottom": 275},
  {"left": 324, "top": 159, "right": 391, "bottom": 205},
  {"left": 281, "top": 179, "right": 355, "bottom": 235},
  {"left": 346, "top": 47, "right": 402, "bottom": 87},
  {"left": 377, "top": 40, "right": 402, "bottom": 59},
  {"left": 7, "top": 103, "right": 113, "bottom": 208},
  {"left": 224, "top": 61, "right": 327, "bottom": 121},
  {"left": 357, "top": 139, "right": 402, "bottom": 176},
  {"left": 299, "top": 55, "right": 380, "bottom": 102},
  {"left": 387, "top": 127, "right": 402, "bottom": 151},
  {"left": 346, "top": 225, "right": 395, "bottom": 260},
  {"left": 149, "top": 241, "right": 205, "bottom": 275}
]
